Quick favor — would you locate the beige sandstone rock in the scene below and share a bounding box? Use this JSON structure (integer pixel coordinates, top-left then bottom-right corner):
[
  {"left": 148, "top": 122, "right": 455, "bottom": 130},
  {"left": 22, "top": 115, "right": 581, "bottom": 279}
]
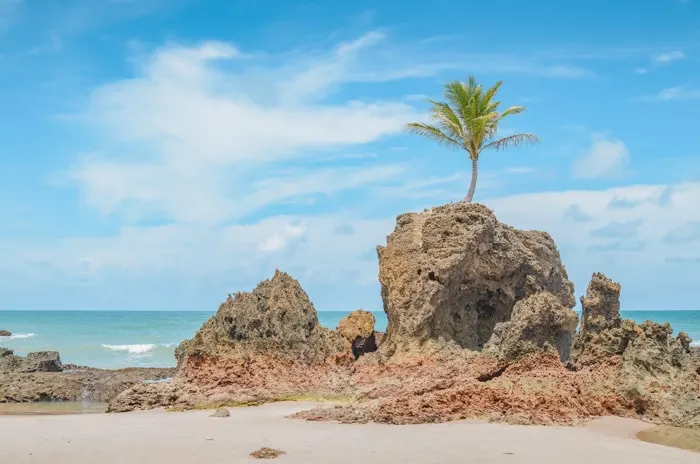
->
[{"left": 377, "top": 202, "right": 575, "bottom": 356}]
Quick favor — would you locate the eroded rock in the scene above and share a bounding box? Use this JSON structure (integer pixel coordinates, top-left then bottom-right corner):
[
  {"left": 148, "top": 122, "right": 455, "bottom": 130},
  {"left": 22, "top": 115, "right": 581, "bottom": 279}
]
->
[
  {"left": 187, "top": 270, "right": 346, "bottom": 363},
  {"left": 377, "top": 202, "right": 575, "bottom": 355},
  {"left": 109, "top": 270, "right": 349, "bottom": 412},
  {"left": 483, "top": 291, "right": 579, "bottom": 362},
  {"left": 337, "top": 310, "right": 378, "bottom": 359},
  {"left": 0, "top": 330, "right": 11, "bottom": 337}
]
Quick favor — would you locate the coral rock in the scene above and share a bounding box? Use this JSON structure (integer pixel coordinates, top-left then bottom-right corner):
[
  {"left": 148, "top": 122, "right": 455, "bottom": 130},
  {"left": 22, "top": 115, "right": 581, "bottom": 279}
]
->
[
  {"left": 188, "top": 270, "right": 346, "bottom": 364},
  {"left": 377, "top": 202, "right": 575, "bottom": 355},
  {"left": 483, "top": 291, "right": 579, "bottom": 362}
]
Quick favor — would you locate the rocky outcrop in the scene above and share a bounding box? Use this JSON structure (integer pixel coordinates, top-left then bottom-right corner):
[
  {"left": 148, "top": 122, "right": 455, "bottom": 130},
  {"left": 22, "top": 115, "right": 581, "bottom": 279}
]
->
[
  {"left": 0, "top": 330, "right": 11, "bottom": 337},
  {"left": 107, "top": 204, "right": 700, "bottom": 429},
  {"left": 0, "top": 349, "right": 63, "bottom": 373},
  {"left": 109, "top": 271, "right": 350, "bottom": 412},
  {"left": 0, "top": 365, "right": 175, "bottom": 403},
  {"left": 377, "top": 202, "right": 575, "bottom": 356},
  {"left": 185, "top": 270, "right": 345, "bottom": 363},
  {"left": 337, "top": 310, "right": 378, "bottom": 359},
  {"left": 483, "top": 291, "right": 578, "bottom": 362}
]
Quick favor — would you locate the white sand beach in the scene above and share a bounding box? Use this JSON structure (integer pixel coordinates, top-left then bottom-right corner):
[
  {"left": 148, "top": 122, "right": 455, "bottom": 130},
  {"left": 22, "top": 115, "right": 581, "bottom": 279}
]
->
[{"left": 0, "top": 402, "right": 696, "bottom": 463}]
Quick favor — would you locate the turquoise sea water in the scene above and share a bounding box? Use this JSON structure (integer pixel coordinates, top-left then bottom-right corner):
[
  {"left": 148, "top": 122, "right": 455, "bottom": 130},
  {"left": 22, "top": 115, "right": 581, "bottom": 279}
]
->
[{"left": 0, "top": 310, "right": 698, "bottom": 369}]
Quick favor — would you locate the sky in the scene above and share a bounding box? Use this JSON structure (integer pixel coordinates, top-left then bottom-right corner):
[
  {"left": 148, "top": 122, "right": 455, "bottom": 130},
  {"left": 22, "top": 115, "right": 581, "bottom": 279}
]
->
[{"left": 1, "top": 0, "right": 699, "bottom": 311}]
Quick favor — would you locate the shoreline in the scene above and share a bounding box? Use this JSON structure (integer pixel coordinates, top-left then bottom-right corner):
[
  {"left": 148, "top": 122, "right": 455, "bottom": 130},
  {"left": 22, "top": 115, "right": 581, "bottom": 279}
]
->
[{"left": 0, "top": 402, "right": 696, "bottom": 463}]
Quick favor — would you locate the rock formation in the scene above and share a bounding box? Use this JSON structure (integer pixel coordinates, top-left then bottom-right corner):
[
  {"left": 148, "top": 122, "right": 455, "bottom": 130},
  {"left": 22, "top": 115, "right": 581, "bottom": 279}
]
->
[
  {"left": 109, "top": 271, "right": 350, "bottom": 412},
  {"left": 483, "top": 291, "right": 578, "bottom": 362},
  {"left": 0, "top": 349, "right": 63, "bottom": 373},
  {"left": 107, "top": 203, "right": 700, "bottom": 430},
  {"left": 0, "top": 329, "right": 11, "bottom": 337},
  {"left": 0, "top": 347, "right": 174, "bottom": 403},
  {"left": 336, "top": 310, "right": 378, "bottom": 359},
  {"left": 184, "top": 270, "right": 345, "bottom": 363},
  {"left": 377, "top": 202, "right": 575, "bottom": 356}
]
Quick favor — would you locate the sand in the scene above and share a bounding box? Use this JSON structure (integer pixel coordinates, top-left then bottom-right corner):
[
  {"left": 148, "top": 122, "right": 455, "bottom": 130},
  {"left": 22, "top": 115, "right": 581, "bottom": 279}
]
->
[{"left": 0, "top": 402, "right": 696, "bottom": 463}]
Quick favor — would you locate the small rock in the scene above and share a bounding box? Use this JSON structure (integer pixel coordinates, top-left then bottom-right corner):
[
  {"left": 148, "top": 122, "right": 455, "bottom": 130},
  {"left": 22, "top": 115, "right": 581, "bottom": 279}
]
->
[
  {"left": 250, "top": 447, "right": 286, "bottom": 459},
  {"left": 337, "top": 309, "right": 378, "bottom": 359},
  {"left": 0, "top": 330, "right": 11, "bottom": 337},
  {"left": 210, "top": 407, "right": 230, "bottom": 418}
]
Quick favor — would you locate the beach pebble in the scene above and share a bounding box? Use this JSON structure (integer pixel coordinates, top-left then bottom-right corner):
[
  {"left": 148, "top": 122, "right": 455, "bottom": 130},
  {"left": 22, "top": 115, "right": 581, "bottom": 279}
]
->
[{"left": 210, "top": 407, "right": 230, "bottom": 418}]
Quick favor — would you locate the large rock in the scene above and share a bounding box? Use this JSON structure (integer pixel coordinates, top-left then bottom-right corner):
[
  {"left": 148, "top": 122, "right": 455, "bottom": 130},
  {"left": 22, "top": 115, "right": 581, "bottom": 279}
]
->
[
  {"left": 185, "top": 270, "right": 345, "bottom": 363},
  {"left": 109, "top": 271, "right": 350, "bottom": 412},
  {"left": 483, "top": 291, "right": 578, "bottom": 362},
  {"left": 377, "top": 202, "right": 575, "bottom": 355},
  {"left": 0, "top": 329, "right": 11, "bottom": 337}
]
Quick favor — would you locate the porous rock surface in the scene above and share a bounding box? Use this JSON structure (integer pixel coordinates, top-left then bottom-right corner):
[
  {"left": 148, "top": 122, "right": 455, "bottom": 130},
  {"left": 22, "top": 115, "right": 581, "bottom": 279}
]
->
[
  {"left": 186, "top": 270, "right": 345, "bottom": 363},
  {"left": 108, "top": 271, "right": 350, "bottom": 412},
  {"left": 483, "top": 291, "right": 578, "bottom": 362},
  {"left": 376, "top": 202, "right": 575, "bottom": 356}
]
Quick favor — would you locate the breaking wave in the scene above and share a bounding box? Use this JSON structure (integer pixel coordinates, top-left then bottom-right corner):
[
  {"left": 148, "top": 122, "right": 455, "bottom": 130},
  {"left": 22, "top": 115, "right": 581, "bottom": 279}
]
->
[
  {"left": 102, "top": 344, "right": 155, "bottom": 354},
  {"left": 7, "top": 333, "right": 37, "bottom": 339}
]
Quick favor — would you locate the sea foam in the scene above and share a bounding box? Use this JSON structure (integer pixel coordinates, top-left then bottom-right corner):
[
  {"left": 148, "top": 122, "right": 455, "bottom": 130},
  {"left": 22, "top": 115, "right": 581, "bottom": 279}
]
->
[
  {"left": 8, "top": 333, "right": 37, "bottom": 339},
  {"left": 102, "top": 344, "right": 155, "bottom": 354}
]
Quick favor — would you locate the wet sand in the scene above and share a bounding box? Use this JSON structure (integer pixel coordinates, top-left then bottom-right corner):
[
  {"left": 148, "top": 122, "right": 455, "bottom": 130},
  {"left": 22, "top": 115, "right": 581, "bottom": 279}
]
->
[{"left": 0, "top": 402, "right": 696, "bottom": 463}]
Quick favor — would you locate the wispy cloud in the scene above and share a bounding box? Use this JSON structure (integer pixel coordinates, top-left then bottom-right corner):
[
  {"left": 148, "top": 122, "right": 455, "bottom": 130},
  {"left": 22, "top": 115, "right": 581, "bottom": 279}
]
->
[
  {"left": 652, "top": 50, "right": 686, "bottom": 63},
  {"left": 573, "top": 134, "right": 630, "bottom": 179},
  {"left": 637, "top": 86, "right": 700, "bottom": 102}
]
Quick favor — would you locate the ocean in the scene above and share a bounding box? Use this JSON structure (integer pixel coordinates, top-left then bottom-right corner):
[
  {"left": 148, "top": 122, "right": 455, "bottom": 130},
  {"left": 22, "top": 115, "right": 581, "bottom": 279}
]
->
[{"left": 1, "top": 310, "right": 698, "bottom": 369}]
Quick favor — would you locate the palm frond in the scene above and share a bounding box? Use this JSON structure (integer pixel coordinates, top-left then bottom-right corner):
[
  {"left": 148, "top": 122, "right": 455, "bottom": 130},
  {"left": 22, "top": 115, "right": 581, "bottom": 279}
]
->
[
  {"left": 427, "top": 100, "right": 464, "bottom": 140},
  {"left": 499, "top": 105, "right": 526, "bottom": 119},
  {"left": 404, "top": 122, "right": 464, "bottom": 150},
  {"left": 482, "top": 133, "right": 540, "bottom": 151}
]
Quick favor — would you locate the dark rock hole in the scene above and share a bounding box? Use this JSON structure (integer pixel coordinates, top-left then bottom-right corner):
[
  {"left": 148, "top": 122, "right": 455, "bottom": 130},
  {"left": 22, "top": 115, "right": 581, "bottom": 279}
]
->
[{"left": 428, "top": 271, "right": 437, "bottom": 281}]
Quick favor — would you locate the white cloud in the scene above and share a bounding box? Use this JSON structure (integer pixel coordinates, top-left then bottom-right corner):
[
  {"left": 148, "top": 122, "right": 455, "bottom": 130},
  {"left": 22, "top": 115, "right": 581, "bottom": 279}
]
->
[
  {"left": 5, "top": 182, "right": 700, "bottom": 310},
  {"left": 573, "top": 134, "right": 630, "bottom": 179},
  {"left": 70, "top": 37, "right": 420, "bottom": 225},
  {"left": 652, "top": 50, "right": 685, "bottom": 63},
  {"left": 486, "top": 182, "right": 700, "bottom": 309}
]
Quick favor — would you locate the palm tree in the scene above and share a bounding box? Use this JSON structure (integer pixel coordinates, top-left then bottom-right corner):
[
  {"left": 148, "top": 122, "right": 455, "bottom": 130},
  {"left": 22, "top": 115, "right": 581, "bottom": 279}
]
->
[{"left": 405, "top": 76, "right": 539, "bottom": 203}]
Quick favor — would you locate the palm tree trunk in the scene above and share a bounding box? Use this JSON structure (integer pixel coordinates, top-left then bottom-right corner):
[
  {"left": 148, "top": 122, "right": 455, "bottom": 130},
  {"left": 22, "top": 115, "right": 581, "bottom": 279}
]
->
[{"left": 465, "top": 157, "right": 478, "bottom": 202}]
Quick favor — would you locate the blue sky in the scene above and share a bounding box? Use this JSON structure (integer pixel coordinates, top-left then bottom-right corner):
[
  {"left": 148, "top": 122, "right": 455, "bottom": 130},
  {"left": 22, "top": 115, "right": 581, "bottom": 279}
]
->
[{"left": 1, "top": 0, "right": 700, "bottom": 311}]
